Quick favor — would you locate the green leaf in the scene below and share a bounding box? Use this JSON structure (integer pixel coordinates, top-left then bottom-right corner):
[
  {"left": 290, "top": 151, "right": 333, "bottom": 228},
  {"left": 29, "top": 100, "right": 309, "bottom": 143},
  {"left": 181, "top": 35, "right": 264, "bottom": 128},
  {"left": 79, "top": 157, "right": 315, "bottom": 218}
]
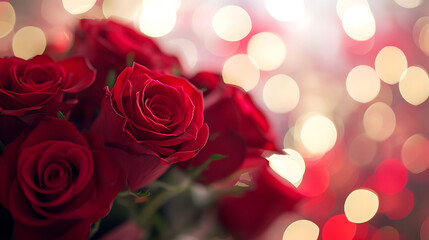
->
[
  {"left": 57, "top": 110, "right": 66, "bottom": 120},
  {"left": 105, "top": 69, "right": 116, "bottom": 91},
  {"left": 87, "top": 219, "right": 101, "bottom": 240},
  {"left": 134, "top": 191, "right": 151, "bottom": 198},
  {"left": 126, "top": 52, "right": 135, "bottom": 67},
  {"left": 188, "top": 154, "right": 227, "bottom": 179}
]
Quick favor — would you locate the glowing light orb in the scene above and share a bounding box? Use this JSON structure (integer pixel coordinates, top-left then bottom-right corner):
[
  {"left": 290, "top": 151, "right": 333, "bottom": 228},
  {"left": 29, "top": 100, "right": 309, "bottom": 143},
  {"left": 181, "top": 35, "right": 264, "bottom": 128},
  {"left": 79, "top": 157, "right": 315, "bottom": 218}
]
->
[
  {"left": 401, "top": 134, "right": 429, "bottom": 174},
  {"left": 363, "top": 102, "right": 396, "bottom": 141},
  {"left": 0, "top": 2, "right": 15, "bottom": 38},
  {"left": 222, "top": 54, "right": 260, "bottom": 91},
  {"left": 102, "top": 0, "right": 142, "bottom": 21},
  {"left": 139, "top": 1, "right": 176, "bottom": 37},
  {"left": 263, "top": 74, "right": 300, "bottom": 113},
  {"left": 212, "top": 5, "right": 252, "bottom": 42},
  {"left": 346, "top": 65, "right": 380, "bottom": 103},
  {"left": 375, "top": 46, "right": 408, "bottom": 85},
  {"left": 62, "top": 0, "right": 96, "bottom": 14},
  {"left": 344, "top": 189, "right": 379, "bottom": 223},
  {"left": 301, "top": 115, "right": 337, "bottom": 156},
  {"left": 13, "top": 26, "right": 46, "bottom": 60},
  {"left": 341, "top": 5, "right": 376, "bottom": 41},
  {"left": 247, "top": 32, "right": 286, "bottom": 71},
  {"left": 322, "top": 214, "right": 356, "bottom": 240},
  {"left": 399, "top": 66, "right": 429, "bottom": 105},
  {"left": 283, "top": 220, "right": 319, "bottom": 240},
  {"left": 394, "top": 0, "right": 422, "bottom": 8},
  {"left": 165, "top": 38, "right": 198, "bottom": 73},
  {"left": 267, "top": 149, "right": 305, "bottom": 187},
  {"left": 375, "top": 159, "right": 408, "bottom": 195},
  {"left": 265, "top": 0, "right": 305, "bottom": 22}
]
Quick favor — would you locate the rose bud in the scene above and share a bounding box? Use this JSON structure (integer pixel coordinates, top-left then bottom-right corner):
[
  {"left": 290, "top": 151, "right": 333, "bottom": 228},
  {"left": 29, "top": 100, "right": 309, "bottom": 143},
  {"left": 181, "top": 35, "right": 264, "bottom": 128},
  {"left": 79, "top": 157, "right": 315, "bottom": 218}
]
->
[
  {"left": 92, "top": 63, "right": 209, "bottom": 190},
  {"left": 0, "top": 117, "right": 123, "bottom": 240},
  {"left": 71, "top": 19, "right": 181, "bottom": 126},
  {"left": 0, "top": 55, "right": 95, "bottom": 144},
  {"left": 218, "top": 157, "right": 302, "bottom": 240},
  {"left": 178, "top": 72, "right": 279, "bottom": 184}
]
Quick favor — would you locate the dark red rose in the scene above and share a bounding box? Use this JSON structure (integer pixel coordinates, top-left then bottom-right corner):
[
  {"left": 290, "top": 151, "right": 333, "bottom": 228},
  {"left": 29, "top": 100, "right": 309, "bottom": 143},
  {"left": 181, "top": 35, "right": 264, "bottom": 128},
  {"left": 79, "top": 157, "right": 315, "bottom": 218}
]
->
[
  {"left": 178, "top": 72, "right": 278, "bottom": 183},
  {"left": 0, "top": 117, "right": 123, "bottom": 240},
  {"left": 0, "top": 55, "right": 95, "bottom": 143},
  {"left": 218, "top": 157, "right": 302, "bottom": 240},
  {"left": 71, "top": 19, "right": 181, "bottom": 126},
  {"left": 92, "top": 63, "right": 208, "bottom": 190}
]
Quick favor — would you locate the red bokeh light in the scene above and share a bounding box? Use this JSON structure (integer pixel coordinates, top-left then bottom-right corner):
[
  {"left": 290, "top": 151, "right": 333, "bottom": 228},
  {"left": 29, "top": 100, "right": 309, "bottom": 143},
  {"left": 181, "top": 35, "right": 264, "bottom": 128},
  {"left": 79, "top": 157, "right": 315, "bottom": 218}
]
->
[
  {"left": 322, "top": 214, "right": 356, "bottom": 240},
  {"left": 297, "top": 165, "right": 330, "bottom": 197},
  {"left": 374, "top": 159, "right": 408, "bottom": 195},
  {"left": 379, "top": 188, "right": 415, "bottom": 220}
]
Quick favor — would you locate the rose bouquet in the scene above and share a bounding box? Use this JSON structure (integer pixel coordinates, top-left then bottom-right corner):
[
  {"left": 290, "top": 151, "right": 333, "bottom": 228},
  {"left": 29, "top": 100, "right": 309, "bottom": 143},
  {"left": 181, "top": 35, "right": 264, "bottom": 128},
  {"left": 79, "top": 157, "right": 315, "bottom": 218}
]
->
[{"left": 0, "top": 19, "right": 301, "bottom": 240}]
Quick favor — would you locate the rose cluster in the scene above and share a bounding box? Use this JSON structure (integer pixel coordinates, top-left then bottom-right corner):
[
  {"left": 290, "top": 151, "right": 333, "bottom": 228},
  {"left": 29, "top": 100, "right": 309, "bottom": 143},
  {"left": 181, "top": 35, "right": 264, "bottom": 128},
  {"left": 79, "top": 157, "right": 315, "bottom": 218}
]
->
[{"left": 0, "top": 19, "right": 301, "bottom": 240}]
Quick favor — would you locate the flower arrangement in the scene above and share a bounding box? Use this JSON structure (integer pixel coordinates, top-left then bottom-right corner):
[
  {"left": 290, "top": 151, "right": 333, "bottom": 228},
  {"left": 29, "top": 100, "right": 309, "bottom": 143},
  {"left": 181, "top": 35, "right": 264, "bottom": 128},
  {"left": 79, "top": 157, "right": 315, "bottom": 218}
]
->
[{"left": 0, "top": 19, "right": 300, "bottom": 240}]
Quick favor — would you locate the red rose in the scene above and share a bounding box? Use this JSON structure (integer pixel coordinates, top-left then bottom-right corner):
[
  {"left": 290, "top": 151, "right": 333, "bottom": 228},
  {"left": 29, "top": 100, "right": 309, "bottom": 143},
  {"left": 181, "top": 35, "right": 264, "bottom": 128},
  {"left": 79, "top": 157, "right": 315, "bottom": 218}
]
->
[
  {"left": 218, "top": 157, "right": 302, "bottom": 240},
  {"left": 0, "top": 55, "right": 95, "bottom": 143},
  {"left": 71, "top": 19, "right": 181, "bottom": 126},
  {"left": 92, "top": 63, "right": 208, "bottom": 190},
  {"left": 0, "top": 117, "right": 123, "bottom": 240},
  {"left": 178, "top": 72, "right": 278, "bottom": 183}
]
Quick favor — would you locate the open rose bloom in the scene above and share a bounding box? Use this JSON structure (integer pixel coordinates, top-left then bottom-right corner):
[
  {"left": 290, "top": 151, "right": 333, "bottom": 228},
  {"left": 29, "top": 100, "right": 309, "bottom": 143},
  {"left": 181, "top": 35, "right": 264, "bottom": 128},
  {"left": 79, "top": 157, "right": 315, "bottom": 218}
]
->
[{"left": 0, "top": 18, "right": 302, "bottom": 240}]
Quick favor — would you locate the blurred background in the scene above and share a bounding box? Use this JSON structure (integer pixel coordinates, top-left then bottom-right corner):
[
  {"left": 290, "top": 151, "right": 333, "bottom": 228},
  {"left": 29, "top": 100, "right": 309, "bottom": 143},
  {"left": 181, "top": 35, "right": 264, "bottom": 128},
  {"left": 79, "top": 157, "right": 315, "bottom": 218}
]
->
[{"left": 2, "top": 0, "right": 429, "bottom": 239}]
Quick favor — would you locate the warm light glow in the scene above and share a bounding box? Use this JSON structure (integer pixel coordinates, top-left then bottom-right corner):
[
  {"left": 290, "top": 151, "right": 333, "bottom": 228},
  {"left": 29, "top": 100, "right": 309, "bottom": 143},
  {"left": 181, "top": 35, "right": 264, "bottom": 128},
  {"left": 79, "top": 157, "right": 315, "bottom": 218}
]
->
[
  {"left": 417, "top": 20, "right": 429, "bottom": 56},
  {"left": 283, "top": 220, "right": 319, "bottom": 240},
  {"left": 399, "top": 66, "right": 429, "bottom": 105},
  {"left": 0, "top": 2, "right": 15, "bottom": 38},
  {"left": 346, "top": 65, "right": 380, "bottom": 103},
  {"left": 62, "top": 0, "right": 96, "bottom": 14},
  {"left": 222, "top": 54, "right": 260, "bottom": 91},
  {"left": 363, "top": 102, "right": 396, "bottom": 141},
  {"left": 341, "top": 4, "right": 376, "bottom": 41},
  {"left": 348, "top": 134, "right": 377, "bottom": 166},
  {"left": 247, "top": 32, "right": 286, "bottom": 71},
  {"left": 401, "top": 134, "right": 429, "bottom": 174},
  {"left": 165, "top": 38, "right": 198, "bottom": 73},
  {"left": 301, "top": 115, "right": 337, "bottom": 156},
  {"left": 263, "top": 74, "right": 300, "bottom": 113},
  {"left": 12, "top": 26, "right": 46, "bottom": 60},
  {"left": 139, "top": 1, "right": 177, "bottom": 37},
  {"left": 344, "top": 189, "right": 379, "bottom": 223},
  {"left": 102, "top": 0, "right": 142, "bottom": 22},
  {"left": 267, "top": 151, "right": 305, "bottom": 187},
  {"left": 212, "top": 5, "right": 252, "bottom": 42},
  {"left": 375, "top": 46, "right": 408, "bottom": 85},
  {"left": 394, "top": 0, "right": 422, "bottom": 8},
  {"left": 265, "top": 0, "right": 305, "bottom": 22},
  {"left": 336, "top": 0, "right": 370, "bottom": 19}
]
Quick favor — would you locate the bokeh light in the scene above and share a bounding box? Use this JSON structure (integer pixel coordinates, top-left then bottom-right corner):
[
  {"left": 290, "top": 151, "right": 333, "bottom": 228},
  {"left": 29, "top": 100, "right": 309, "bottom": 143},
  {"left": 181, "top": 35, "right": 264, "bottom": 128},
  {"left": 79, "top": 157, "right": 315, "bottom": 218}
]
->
[
  {"left": 348, "top": 134, "right": 377, "bottom": 166},
  {"left": 394, "top": 0, "right": 423, "bottom": 8},
  {"left": 363, "top": 102, "right": 396, "bottom": 142},
  {"left": 374, "top": 159, "right": 408, "bottom": 195},
  {"left": 0, "top": 2, "right": 15, "bottom": 38},
  {"left": 62, "top": 0, "right": 96, "bottom": 15},
  {"left": 341, "top": 4, "right": 376, "bottom": 41},
  {"left": 346, "top": 65, "right": 380, "bottom": 103},
  {"left": 283, "top": 219, "right": 319, "bottom": 240},
  {"left": 379, "top": 188, "right": 414, "bottom": 220},
  {"left": 102, "top": 0, "right": 142, "bottom": 22},
  {"left": 372, "top": 226, "right": 400, "bottom": 240},
  {"left": 212, "top": 5, "right": 251, "bottom": 42},
  {"left": 12, "top": 26, "right": 46, "bottom": 60},
  {"left": 298, "top": 165, "right": 330, "bottom": 197},
  {"left": 263, "top": 74, "right": 300, "bottom": 113},
  {"left": 139, "top": 0, "right": 177, "bottom": 37},
  {"left": 267, "top": 149, "right": 305, "bottom": 187},
  {"left": 344, "top": 188, "right": 379, "bottom": 223},
  {"left": 265, "top": 0, "right": 305, "bottom": 22},
  {"left": 399, "top": 66, "right": 429, "bottom": 105},
  {"left": 375, "top": 46, "right": 408, "bottom": 85},
  {"left": 300, "top": 115, "right": 337, "bottom": 156},
  {"left": 222, "top": 54, "right": 260, "bottom": 91},
  {"left": 164, "top": 38, "right": 198, "bottom": 74},
  {"left": 420, "top": 216, "right": 429, "bottom": 240},
  {"left": 401, "top": 134, "right": 429, "bottom": 174},
  {"left": 247, "top": 32, "right": 286, "bottom": 71},
  {"left": 322, "top": 214, "right": 356, "bottom": 240}
]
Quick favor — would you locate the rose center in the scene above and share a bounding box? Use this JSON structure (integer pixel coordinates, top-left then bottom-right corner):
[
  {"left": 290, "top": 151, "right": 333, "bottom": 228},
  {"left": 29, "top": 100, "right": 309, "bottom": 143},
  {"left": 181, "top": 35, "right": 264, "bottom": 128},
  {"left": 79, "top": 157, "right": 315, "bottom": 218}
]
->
[{"left": 42, "top": 163, "right": 71, "bottom": 190}]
